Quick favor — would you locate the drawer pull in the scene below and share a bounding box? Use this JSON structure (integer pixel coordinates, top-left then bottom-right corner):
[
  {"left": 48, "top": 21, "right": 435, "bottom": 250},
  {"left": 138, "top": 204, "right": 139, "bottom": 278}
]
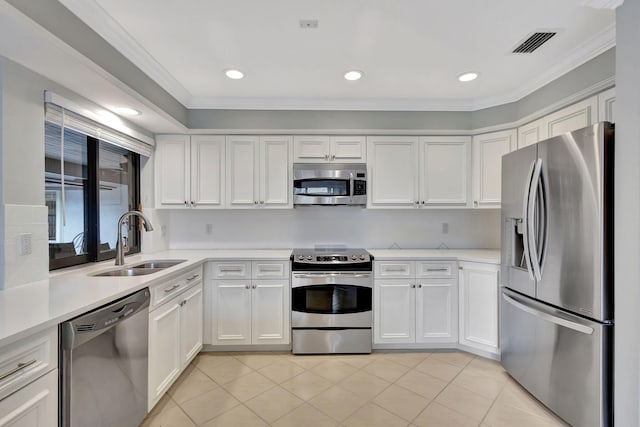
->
[
  {"left": 384, "top": 267, "right": 408, "bottom": 272},
  {"left": 258, "top": 267, "right": 282, "bottom": 272},
  {"left": 164, "top": 284, "right": 180, "bottom": 293},
  {"left": 187, "top": 274, "right": 200, "bottom": 281},
  {"left": 219, "top": 268, "right": 243, "bottom": 272},
  {"left": 0, "top": 359, "right": 37, "bottom": 381},
  {"left": 426, "top": 268, "right": 448, "bottom": 272}
]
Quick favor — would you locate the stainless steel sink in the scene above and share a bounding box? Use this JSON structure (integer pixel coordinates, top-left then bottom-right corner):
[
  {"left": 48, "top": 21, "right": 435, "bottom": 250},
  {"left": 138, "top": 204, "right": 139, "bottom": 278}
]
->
[
  {"left": 130, "top": 259, "right": 187, "bottom": 269},
  {"left": 91, "top": 259, "right": 187, "bottom": 277},
  {"left": 92, "top": 268, "right": 162, "bottom": 277}
]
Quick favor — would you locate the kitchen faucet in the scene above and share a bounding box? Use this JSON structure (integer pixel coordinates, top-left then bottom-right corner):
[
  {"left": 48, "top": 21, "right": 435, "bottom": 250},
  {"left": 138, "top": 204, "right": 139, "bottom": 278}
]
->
[{"left": 115, "top": 210, "right": 154, "bottom": 265}]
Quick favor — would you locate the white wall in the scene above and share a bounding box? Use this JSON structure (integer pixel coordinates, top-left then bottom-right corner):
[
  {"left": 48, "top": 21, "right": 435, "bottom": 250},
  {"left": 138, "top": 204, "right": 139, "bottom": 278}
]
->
[
  {"left": 168, "top": 209, "right": 500, "bottom": 250},
  {"left": 614, "top": 1, "right": 640, "bottom": 424}
]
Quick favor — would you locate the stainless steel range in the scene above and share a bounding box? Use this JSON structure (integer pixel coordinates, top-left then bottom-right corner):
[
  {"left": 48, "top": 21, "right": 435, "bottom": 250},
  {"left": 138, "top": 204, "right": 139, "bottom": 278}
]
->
[{"left": 291, "top": 248, "right": 373, "bottom": 354}]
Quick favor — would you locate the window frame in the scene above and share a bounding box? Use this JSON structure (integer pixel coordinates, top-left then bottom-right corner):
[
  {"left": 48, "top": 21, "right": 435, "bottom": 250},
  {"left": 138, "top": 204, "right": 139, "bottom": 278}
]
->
[{"left": 48, "top": 131, "right": 142, "bottom": 271}]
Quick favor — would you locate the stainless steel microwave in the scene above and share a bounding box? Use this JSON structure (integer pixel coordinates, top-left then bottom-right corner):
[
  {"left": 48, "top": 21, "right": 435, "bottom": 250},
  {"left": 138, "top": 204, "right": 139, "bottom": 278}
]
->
[{"left": 293, "top": 163, "right": 367, "bottom": 206}]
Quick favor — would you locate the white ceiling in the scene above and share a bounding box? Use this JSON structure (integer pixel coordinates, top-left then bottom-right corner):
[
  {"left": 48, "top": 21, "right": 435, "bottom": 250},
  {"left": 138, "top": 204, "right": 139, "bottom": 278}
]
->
[{"left": 60, "top": 0, "right": 615, "bottom": 111}]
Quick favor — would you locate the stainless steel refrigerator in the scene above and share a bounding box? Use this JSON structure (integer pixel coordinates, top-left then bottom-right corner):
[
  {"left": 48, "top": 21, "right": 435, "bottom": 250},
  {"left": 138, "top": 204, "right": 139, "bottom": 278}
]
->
[{"left": 500, "top": 122, "right": 614, "bottom": 427}]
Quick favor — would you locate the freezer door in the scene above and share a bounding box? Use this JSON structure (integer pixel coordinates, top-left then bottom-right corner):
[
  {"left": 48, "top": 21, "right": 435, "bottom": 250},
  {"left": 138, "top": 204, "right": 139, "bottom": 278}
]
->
[
  {"left": 500, "top": 144, "right": 537, "bottom": 297},
  {"left": 536, "top": 123, "right": 614, "bottom": 321},
  {"left": 500, "top": 288, "right": 612, "bottom": 427}
]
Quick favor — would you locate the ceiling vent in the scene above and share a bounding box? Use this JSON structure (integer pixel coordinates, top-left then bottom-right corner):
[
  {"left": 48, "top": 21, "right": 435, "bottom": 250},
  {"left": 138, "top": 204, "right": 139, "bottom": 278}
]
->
[{"left": 512, "top": 32, "right": 557, "bottom": 54}]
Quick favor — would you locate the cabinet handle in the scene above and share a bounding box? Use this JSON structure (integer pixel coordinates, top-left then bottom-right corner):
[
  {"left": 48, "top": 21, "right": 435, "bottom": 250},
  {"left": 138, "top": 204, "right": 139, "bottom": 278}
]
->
[
  {"left": 331, "top": 154, "right": 336, "bottom": 161},
  {"left": 187, "top": 274, "right": 199, "bottom": 281},
  {"left": 458, "top": 266, "right": 463, "bottom": 270},
  {"left": 324, "top": 154, "right": 329, "bottom": 161},
  {"left": 0, "top": 359, "right": 37, "bottom": 381},
  {"left": 474, "top": 201, "right": 478, "bottom": 207},
  {"left": 164, "top": 284, "right": 180, "bottom": 293},
  {"left": 417, "top": 284, "right": 422, "bottom": 288},
  {"left": 410, "top": 284, "right": 415, "bottom": 288},
  {"left": 245, "top": 284, "right": 251, "bottom": 289},
  {"left": 260, "top": 201, "right": 265, "bottom": 205},
  {"left": 421, "top": 201, "right": 425, "bottom": 205},
  {"left": 184, "top": 201, "right": 188, "bottom": 206},
  {"left": 220, "top": 268, "right": 243, "bottom": 272},
  {"left": 426, "top": 268, "right": 448, "bottom": 272},
  {"left": 191, "top": 201, "right": 196, "bottom": 207},
  {"left": 252, "top": 284, "right": 257, "bottom": 289}
]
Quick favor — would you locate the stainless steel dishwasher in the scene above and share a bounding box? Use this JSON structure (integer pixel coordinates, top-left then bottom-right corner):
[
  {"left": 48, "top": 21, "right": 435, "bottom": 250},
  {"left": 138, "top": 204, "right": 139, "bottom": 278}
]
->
[{"left": 60, "top": 288, "right": 150, "bottom": 427}]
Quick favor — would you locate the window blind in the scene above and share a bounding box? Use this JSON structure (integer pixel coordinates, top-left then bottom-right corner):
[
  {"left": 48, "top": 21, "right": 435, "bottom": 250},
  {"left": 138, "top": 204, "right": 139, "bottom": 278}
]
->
[{"left": 44, "top": 95, "right": 153, "bottom": 157}]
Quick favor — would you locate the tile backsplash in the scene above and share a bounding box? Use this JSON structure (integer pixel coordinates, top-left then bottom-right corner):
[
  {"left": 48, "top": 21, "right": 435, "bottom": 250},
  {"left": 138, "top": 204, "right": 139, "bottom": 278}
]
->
[{"left": 2, "top": 204, "right": 49, "bottom": 289}]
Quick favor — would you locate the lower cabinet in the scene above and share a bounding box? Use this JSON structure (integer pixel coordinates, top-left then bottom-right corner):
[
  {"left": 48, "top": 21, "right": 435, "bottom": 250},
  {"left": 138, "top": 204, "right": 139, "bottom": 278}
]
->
[
  {"left": 207, "top": 260, "right": 290, "bottom": 346},
  {"left": 0, "top": 369, "right": 58, "bottom": 427},
  {"left": 374, "top": 260, "right": 458, "bottom": 345},
  {"left": 148, "top": 280, "right": 203, "bottom": 410},
  {"left": 458, "top": 261, "right": 500, "bottom": 355}
]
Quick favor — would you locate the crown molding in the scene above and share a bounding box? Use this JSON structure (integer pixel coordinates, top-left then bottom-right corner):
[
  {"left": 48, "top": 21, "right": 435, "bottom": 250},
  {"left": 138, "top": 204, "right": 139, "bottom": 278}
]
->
[
  {"left": 581, "top": 0, "right": 624, "bottom": 9},
  {"left": 59, "top": 0, "right": 193, "bottom": 106}
]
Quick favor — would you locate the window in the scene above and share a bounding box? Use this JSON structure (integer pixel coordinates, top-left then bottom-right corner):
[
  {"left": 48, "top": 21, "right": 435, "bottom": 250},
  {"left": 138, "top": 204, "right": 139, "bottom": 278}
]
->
[{"left": 45, "top": 122, "right": 141, "bottom": 270}]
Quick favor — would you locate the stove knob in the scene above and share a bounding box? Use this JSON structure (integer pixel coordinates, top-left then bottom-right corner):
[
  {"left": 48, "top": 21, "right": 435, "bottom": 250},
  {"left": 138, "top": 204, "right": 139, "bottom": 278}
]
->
[
  {"left": 298, "top": 255, "right": 304, "bottom": 261},
  {"left": 359, "top": 254, "right": 366, "bottom": 260},
  {"left": 306, "top": 255, "right": 313, "bottom": 261},
  {"left": 351, "top": 255, "right": 358, "bottom": 260}
]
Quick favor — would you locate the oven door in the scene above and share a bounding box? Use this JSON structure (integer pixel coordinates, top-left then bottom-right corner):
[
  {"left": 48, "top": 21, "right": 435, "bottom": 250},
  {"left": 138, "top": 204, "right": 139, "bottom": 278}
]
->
[{"left": 291, "top": 272, "right": 372, "bottom": 328}]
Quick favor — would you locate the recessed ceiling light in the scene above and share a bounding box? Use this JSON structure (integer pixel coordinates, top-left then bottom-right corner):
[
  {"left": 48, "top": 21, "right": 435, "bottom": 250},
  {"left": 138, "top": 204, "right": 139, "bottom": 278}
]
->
[
  {"left": 344, "top": 70, "right": 363, "bottom": 81},
  {"left": 112, "top": 107, "right": 141, "bottom": 116},
  {"left": 225, "top": 69, "right": 244, "bottom": 80},
  {"left": 458, "top": 72, "right": 479, "bottom": 82}
]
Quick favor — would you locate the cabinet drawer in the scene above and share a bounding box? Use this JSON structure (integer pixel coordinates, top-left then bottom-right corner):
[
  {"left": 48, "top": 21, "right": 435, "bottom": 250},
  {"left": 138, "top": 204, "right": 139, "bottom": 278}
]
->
[
  {"left": 211, "top": 261, "right": 251, "bottom": 279},
  {"left": 150, "top": 267, "right": 202, "bottom": 309},
  {"left": 416, "top": 261, "right": 457, "bottom": 278},
  {"left": 0, "top": 328, "right": 57, "bottom": 401},
  {"left": 0, "top": 368, "right": 58, "bottom": 426},
  {"left": 252, "top": 261, "right": 289, "bottom": 279},
  {"left": 374, "top": 261, "right": 415, "bottom": 278}
]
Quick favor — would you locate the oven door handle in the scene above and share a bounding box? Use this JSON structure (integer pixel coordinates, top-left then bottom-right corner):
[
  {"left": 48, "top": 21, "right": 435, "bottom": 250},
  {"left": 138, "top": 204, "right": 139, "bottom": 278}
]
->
[{"left": 293, "top": 273, "right": 371, "bottom": 279}]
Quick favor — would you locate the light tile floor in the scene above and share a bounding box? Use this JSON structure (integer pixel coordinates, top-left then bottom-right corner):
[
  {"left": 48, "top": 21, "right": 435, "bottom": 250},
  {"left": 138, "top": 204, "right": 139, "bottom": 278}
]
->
[{"left": 141, "top": 350, "right": 569, "bottom": 427}]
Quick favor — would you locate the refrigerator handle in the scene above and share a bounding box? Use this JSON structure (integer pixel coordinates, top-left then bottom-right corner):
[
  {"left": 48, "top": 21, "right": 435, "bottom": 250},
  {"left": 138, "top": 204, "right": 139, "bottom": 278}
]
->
[
  {"left": 502, "top": 292, "right": 594, "bottom": 335},
  {"left": 527, "top": 159, "right": 543, "bottom": 281},
  {"left": 522, "top": 160, "right": 537, "bottom": 281}
]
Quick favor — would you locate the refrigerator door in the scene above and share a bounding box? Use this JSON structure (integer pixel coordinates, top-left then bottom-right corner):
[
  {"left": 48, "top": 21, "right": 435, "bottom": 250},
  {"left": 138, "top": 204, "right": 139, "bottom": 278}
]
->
[
  {"left": 500, "top": 144, "right": 537, "bottom": 297},
  {"left": 500, "top": 288, "right": 612, "bottom": 427},
  {"left": 535, "top": 123, "right": 614, "bottom": 321}
]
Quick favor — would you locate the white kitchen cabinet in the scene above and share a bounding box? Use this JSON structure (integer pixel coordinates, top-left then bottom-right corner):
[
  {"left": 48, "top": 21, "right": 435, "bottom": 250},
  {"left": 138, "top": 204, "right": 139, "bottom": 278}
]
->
[
  {"left": 293, "top": 136, "right": 366, "bottom": 163},
  {"left": 544, "top": 96, "right": 598, "bottom": 138},
  {"left": 374, "top": 260, "right": 457, "bottom": 344},
  {"left": 226, "top": 135, "right": 292, "bottom": 209},
  {"left": 367, "top": 136, "right": 470, "bottom": 208},
  {"left": 367, "top": 136, "right": 419, "bottom": 208},
  {"left": 419, "top": 137, "right": 470, "bottom": 206},
  {"left": 0, "top": 369, "right": 57, "bottom": 427},
  {"left": 458, "top": 261, "right": 499, "bottom": 355},
  {"left": 208, "top": 260, "right": 290, "bottom": 346},
  {"left": 472, "top": 129, "right": 516, "bottom": 208},
  {"left": 148, "top": 274, "right": 203, "bottom": 410},
  {"left": 597, "top": 87, "right": 616, "bottom": 123},
  {"left": 155, "top": 134, "right": 225, "bottom": 208},
  {"left": 517, "top": 118, "right": 545, "bottom": 148}
]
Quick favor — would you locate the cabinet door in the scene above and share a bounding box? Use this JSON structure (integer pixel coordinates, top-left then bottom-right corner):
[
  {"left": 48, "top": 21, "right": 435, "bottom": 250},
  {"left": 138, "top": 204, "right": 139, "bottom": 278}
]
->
[
  {"left": 544, "top": 96, "right": 598, "bottom": 138},
  {"left": 420, "top": 137, "right": 470, "bottom": 206},
  {"left": 180, "top": 283, "right": 203, "bottom": 367},
  {"left": 226, "top": 136, "right": 259, "bottom": 208},
  {"left": 415, "top": 280, "right": 457, "bottom": 343},
  {"left": 148, "top": 299, "right": 182, "bottom": 408},
  {"left": 293, "top": 136, "right": 330, "bottom": 162},
  {"left": 211, "top": 281, "right": 252, "bottom": 345},
  {"left": 155, "top": 135, "right": 190, "bottom": 207},
  {"left": 190, "top": 135, "right": 225, "bottom": 208},
  {"left": 458, "top": 262, "right": 499, "bottom": 354},
  {"left": 0, "top": 369, "right": 57, "bottom": 427},
  {"left": 260, "top": 136, "right": 292, "bottom": 208},
  {"left": 251, "top": 280, "right": 290, "bottom": 345},
  {"left": 517, "top": 118, "right": 545, "bottom": 149},
  {"left": 330, "top": 136, "right": 366, "bottom": 162},
  {"left": 472, "top": 130, "right": 516, "bottom": 208},
  {"left": 597, "top": 87, "right": 615, "bottom": 123},
  {"left": 374, "top": 280, "right": 415, "bottom": 343},
  {"left": 367, "top": 136, "right": 419, "bottom": 208}
]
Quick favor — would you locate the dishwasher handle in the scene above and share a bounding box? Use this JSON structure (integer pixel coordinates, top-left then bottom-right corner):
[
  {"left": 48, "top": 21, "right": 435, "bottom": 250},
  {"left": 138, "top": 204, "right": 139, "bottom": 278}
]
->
[{"left": 61, "top": 288, "right": 150, "bottom": 350}]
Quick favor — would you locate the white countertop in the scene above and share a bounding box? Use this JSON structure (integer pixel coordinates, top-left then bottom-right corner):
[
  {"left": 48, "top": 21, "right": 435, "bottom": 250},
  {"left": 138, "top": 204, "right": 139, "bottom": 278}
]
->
[{"left": 0, "top": 247, "right": 499, "bottom": 348}]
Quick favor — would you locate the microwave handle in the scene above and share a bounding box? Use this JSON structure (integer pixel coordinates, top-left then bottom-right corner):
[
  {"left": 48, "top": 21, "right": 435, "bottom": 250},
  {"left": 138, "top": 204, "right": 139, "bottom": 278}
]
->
[{"left": 349, "top": 173, "right": 354, "bottom": 202}]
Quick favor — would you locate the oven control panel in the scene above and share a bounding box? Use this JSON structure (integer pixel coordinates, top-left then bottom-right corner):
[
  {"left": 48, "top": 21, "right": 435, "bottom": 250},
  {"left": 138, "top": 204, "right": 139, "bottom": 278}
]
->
[{"left": 291, "top": 248, "right": 373, "bottom": 271}]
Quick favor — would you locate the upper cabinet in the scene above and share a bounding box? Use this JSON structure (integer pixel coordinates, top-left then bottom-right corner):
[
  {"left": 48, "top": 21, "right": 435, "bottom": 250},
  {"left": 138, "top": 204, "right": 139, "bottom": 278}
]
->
[
  {"left": 226, "top": 135, "right": 292, "bottom": 209},
  {"left": 597, "top": 87, "right": 616, "bottom": 123},
  {"left": 293, "top": 136, "right": 366, "bottom": 163},
  {"left": 472, "top": 130, "right": 516, "bottom": 208},
  {"left": 367, "top": 136, "right": 470, "bottom": 208},
  {"left": 155, "top": 135, "right": 225, "bottom": 209},
  {"left": 517, "top": 95, "right": 598, "bottom": 148}
]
